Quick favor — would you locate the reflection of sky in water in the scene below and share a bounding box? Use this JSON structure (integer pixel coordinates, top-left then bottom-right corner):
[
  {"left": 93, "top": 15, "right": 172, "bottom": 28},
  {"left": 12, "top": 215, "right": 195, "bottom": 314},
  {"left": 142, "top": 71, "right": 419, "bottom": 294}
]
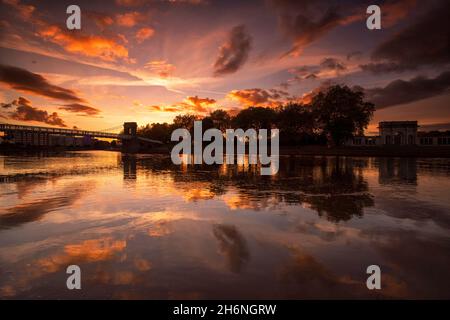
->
[{"left": 0, "top": 151, "right": 450, "bottom": 299}]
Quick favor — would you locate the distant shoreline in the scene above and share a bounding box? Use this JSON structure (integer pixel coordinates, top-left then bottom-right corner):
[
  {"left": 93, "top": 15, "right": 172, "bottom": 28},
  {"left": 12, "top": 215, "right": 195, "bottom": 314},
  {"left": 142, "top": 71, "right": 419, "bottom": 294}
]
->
[
  {"left": 278, "top": 146, "right": 450, "bottom": 158},
  {"left": 2, "top": 144, "right": 450, "bottom": 158}
]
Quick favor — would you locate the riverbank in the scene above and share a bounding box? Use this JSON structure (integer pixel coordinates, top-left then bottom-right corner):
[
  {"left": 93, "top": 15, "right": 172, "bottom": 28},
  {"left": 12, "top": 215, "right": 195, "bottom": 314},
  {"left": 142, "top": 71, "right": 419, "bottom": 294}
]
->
[
  {"left": 279, "top": 146, "right": 450, "bottom": 157},
  {"left": 2, "top": 143, "right": 450, "bottom": 158}
]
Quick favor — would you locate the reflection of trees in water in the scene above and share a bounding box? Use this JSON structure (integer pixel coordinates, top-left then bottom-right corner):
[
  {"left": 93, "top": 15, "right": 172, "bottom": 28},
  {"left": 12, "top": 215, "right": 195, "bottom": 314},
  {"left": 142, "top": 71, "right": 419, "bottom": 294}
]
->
[
  {"left": 124, "top": 155, "right": 375, "bottom": 222},
  {"left": 212, "top": 224, "right": 250, "bottom": 273},
  {"left": 298, "top": 158, "right": 374, "bottom": 222}
]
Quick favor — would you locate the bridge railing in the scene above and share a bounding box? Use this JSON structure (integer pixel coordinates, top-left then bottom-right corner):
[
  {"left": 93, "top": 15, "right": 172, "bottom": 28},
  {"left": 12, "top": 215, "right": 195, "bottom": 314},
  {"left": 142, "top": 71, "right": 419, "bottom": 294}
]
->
[{"left": 0, "top": 123, "right": 120, "bottom": 139}]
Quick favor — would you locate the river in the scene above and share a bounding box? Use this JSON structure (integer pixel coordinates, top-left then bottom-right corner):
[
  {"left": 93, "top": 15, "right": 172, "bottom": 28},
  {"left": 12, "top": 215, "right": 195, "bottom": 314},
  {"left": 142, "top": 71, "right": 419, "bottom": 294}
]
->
[{"left": 0, "top": 151, "right": 449, "bottom": 299}]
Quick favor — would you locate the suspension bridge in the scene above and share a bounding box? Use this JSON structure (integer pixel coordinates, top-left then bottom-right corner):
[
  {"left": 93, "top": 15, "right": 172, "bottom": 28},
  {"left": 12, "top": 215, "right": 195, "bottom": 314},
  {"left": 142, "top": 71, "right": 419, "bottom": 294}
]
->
[{"left": 0, "top": 122, "right": 163, "bottom": 152}]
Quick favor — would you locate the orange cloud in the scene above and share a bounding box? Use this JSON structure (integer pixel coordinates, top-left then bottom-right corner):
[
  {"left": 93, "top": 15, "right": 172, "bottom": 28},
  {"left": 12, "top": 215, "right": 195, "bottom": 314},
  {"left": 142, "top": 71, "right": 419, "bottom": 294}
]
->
[
  {"left": 185, "top": 96, "right": 216, "bottom": 109},
  {"left": 37, "top": 238, "right": 127, "bottom": 273},
  {"left": 88, "top": 11, "right": 114, "bottom": 29},
  {"left": 39, "top": 25, "right": 130, "bottom": 63},
  {"left": 148, "top": 95, "right": 216, "bottom": 114},
  {"left": 136, "top": 27, "right": 155, "bottom": 43},
  {"left": 116, "top": 11, "right": 146, "bottom": 27},
  {"left": 227, "top": 88, "right": 291, "bottom": 107}
]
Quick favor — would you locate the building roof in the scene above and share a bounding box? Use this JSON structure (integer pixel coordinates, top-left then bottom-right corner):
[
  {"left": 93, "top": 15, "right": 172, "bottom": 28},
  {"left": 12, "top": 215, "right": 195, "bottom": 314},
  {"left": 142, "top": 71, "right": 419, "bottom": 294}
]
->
[{"left": 378, "top": 121, "right": 418, "bottom": 128}]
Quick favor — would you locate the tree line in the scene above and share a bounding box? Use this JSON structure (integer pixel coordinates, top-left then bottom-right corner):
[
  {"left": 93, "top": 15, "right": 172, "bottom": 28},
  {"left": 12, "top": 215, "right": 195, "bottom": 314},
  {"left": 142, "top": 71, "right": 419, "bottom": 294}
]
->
[{"left": 137, "top": 85, "right": 375, "bottom": 147}]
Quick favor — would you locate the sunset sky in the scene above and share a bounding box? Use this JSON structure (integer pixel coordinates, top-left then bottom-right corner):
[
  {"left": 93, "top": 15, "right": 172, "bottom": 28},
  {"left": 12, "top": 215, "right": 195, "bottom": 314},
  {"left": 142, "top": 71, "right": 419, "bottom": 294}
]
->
[{"left": 0, "top": 0, "right": 449, "bottom": 134}]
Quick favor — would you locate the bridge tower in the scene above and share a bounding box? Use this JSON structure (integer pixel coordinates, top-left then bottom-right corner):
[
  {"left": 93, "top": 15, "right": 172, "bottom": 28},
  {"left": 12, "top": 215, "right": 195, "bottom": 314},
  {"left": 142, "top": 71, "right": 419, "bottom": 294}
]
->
[
  {"left": 124, "top": 122, "right": 137, "bottom": 136},
  {"left": 122, "top": 122, "right": 140, "bottom": 153}
]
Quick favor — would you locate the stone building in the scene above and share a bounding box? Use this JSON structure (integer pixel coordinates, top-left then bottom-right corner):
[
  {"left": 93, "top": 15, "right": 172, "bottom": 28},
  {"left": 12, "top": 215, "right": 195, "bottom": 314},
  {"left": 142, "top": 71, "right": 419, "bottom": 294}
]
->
[
  {"left": 379, "top": 121, "right": 418, "bottom": 145},
  {"left": 346, "top": 121, "right": 450, "bottom": 147}
]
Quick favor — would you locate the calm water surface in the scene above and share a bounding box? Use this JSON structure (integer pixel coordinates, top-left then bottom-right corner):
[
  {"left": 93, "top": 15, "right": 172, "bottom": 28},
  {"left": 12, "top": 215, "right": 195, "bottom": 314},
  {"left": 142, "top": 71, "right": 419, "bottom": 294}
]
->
[{"left": 0, "top": 151, "right": 450, "bottom": 299}]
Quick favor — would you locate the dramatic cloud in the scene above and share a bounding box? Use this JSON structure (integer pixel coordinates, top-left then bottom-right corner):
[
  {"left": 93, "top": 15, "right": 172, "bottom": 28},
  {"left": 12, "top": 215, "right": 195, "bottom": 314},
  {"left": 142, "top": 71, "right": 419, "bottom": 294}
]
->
[
  {"left": 227, "top": 88, "right": 292, "bottom": 107},
  {"left": 213, "top": 25, "right": 252, "bottom": 76},
  {"left": 0, "top": 64, "right": 84, "bottom": 102},
  {"left": 363, "top": 71, "right": 450, "bottom": 109},
  {"left": 282, "top": 10, "right": 346, "bottom": 57},
  {"left": 364, "top": 1, "right": 450, "bottom": 73},
  {"left": 148, "top": 95, "right": 216, "bottom": 114},
  {"left": 3, "top": 97, "right": 66, "bottom": 127},
  {"left": 185, "top": 96, "right": 216, "bottom": 109},
  {"left": 58, "top": 104, "right": 101, "bottom": 116},
  {"left": 1, "top": 97, "right": 29, "bottom": 109},
  {"left": 38, "top": 25, "right": 130, "bottom": 63},
  {"left": 274, "top": 0, "right": 417, "bottom": 57},
  {"left": 136, "top": 27, "right": 155, "bottom": 43}
]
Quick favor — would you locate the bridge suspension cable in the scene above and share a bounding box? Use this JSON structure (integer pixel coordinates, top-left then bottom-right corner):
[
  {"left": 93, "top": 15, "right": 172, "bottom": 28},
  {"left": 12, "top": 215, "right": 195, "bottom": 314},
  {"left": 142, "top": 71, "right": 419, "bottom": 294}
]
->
[{"left": 98, "top": 124, "right": 123, "bottom": 132}]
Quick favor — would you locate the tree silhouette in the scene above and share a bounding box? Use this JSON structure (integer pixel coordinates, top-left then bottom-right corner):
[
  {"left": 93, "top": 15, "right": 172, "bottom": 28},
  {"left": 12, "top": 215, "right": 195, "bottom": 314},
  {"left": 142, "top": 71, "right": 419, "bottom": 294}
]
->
[
  {"left": 276, "top": 103, "right": 316, "bottom": 145},
  {"left": 233, "top": 106, "right": 276, "bottom": 130},
  {"left": 135, "top": 85, "right": 375, "bottom": 147},
  {"left": 311, "top": 85, "right": 375, "bottom": 146}
]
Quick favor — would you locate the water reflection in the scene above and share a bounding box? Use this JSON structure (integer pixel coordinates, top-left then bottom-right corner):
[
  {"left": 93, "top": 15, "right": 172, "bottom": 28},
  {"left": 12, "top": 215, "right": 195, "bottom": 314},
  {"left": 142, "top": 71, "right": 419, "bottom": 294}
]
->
[
  {"left": 124, "top": 155, "right": 375, "bottom": 222},
  {"left": 0, "top": 151, "right": 449, "bottom": 299},
  {"left": 122, "top": 155, "right": 137, "bottom": 180},
  {"left": 0, "top": 181, "right": 95, "bottom": 230}
]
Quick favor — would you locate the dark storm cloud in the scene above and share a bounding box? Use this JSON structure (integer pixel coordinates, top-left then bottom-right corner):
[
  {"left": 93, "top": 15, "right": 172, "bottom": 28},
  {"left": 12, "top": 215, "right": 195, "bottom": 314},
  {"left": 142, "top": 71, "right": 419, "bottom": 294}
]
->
[
  {"left": 273, "top": 0, "right": 418, "bottom": 57},
  {"left": 364, "top": 1, "right": 450, "bottom": 73},
  {"left": 59, "top": 104, "right": 101, "bottom": 116},
  {"left": 213, "top": 25, "right": 252, "bottom": 76},
  {"left": 4, "top": 97, "right": 67, "bottom": 127},
  {"left": 0, "top": 64, "right": 84, "bottom": 102},
  {"left": 363, "top": 71, "right": 450, "bottom": 109},
  {"left": 281, "top": 7, "right": 343, "bottom": 57}
]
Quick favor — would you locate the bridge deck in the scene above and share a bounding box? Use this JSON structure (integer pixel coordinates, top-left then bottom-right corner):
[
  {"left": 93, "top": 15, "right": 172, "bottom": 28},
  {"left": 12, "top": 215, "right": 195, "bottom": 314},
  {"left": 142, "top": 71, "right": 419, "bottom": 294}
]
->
[{"left": 0, "top": 123, "right": 163, "bottom": 144}]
